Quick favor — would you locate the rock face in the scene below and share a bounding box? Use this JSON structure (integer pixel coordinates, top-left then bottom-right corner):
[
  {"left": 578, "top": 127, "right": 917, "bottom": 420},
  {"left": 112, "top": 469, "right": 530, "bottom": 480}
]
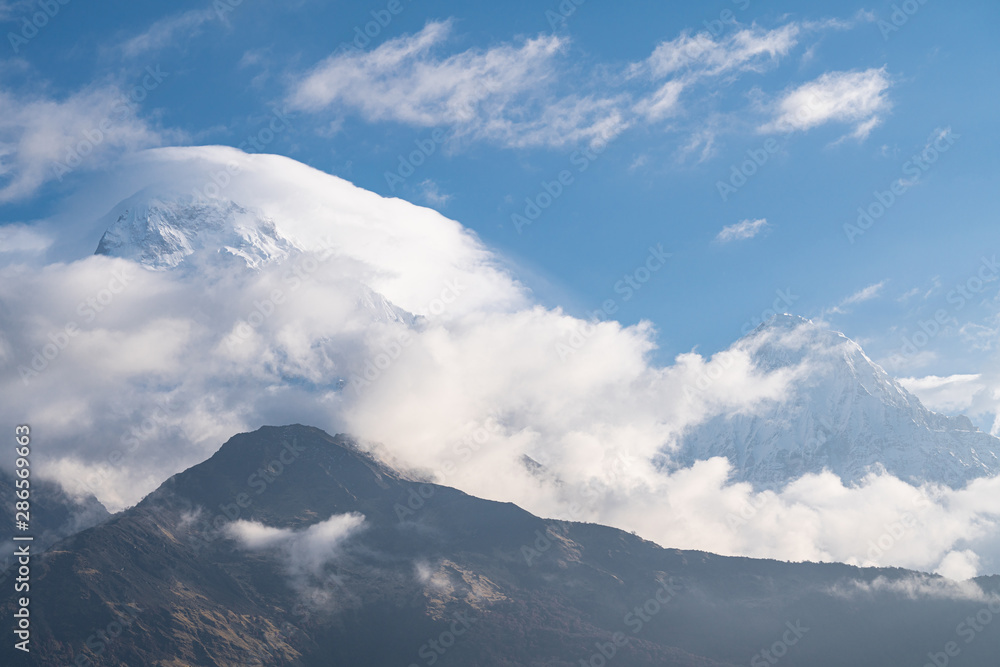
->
[
  {"left": 676, "top": 314, "right": 1000, "bottom": 489},
  {"left": 3, "top": 424, "right": 1000, "bottom": 667}
]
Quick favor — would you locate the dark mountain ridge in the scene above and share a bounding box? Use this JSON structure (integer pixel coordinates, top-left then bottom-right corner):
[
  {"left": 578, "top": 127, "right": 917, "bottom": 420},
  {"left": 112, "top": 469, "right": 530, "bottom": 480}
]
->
[{"left": 3, "top": 425, "right": 999, "bottom": 666}]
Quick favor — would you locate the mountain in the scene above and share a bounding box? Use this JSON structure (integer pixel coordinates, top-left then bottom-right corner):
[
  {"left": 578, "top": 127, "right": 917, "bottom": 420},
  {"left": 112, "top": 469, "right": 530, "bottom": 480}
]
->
[
  {"left": 94, "top": 189, "right": 302, "bottom": 271},
  {"left": 92, "top": 187, "right": 415, "bottom": 328},
  {"left": 0, "top": 468, "right": 110, "bottom": 577},
  {"left": 3, "top": 424, "right": 1000, "bottom": 666},
  {"left": 676, "top": 314, "right": 1000, "bottom": 489}
]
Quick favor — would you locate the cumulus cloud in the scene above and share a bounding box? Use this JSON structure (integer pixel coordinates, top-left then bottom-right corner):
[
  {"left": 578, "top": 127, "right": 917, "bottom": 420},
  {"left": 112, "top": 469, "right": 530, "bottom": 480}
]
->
[
  {"left": 6, "top": 146, "right": 1000, "bottom": 581},
  {"left": 760, "top": 67, "right": 892, "bottom": 139},
  {"left": 0, "top": 83, "right": 174, "bottom": 202},
  {"left": 899, "top": 374, "right": 985, "bottom": 414},
  {"left": 229, "top": 512, "right": 366, "bottom": 606},
  {"left": 715, "top": 218, "right": 769, "bottom": 243},
  {"left": 229, "top": 513, "right": 366, "bottom": 576}
]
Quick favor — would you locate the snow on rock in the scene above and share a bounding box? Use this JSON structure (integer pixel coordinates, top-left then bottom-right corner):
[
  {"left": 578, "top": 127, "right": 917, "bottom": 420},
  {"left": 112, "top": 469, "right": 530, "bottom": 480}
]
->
[{"left": 675, "top": 314, "right": 1000, "bottom": 489}]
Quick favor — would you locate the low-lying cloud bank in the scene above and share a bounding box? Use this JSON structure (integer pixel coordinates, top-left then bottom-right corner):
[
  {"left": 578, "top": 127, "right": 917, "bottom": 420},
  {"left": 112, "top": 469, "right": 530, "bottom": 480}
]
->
[{"left": 2, "top": 147, "right": 1000, "bottom": 579}]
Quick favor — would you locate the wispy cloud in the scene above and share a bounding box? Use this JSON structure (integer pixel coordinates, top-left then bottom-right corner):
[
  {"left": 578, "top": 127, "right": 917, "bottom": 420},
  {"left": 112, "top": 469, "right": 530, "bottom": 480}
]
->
[
  {"left": 826, "top": 280, "right": 888, "bottom": 314},
  {"left": 288, "top": 20, "right": 625, "bottom": 149},
  {"left": 119, "top": 9, "right": 218, "bottom": 58},
  {"left": 760, "top": 67, "right": 892, "bottom": 140},
  {"left": 630, "top": 24, "right": 801, "bottom": 122},
  {"left": 418, "top": 179, "right": 452, "bottom": 206},
  {"left": 287, "top": 16, "right": 887, "bottom": 155},
  {"left": 0, "top": 0, "right": 32, "bottom": 20},
  {"left": 638, "top": 24, "right": 801, "bottom": 80},
  {"left": 715, "top": 218, "right": 770, "bottom": 243}
]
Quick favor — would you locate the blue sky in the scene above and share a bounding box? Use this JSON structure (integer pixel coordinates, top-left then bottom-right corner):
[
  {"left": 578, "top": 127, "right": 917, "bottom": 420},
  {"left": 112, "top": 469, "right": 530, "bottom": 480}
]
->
[{"left": 2, "top": 0, "right": 999, "bottom": 412}]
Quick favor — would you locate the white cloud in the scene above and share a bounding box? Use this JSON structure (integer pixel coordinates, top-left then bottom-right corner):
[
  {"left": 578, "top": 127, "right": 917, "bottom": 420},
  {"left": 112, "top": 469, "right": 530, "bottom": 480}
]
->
[
  {"left": 842, "top": 280, "right": 887, "bottom": 305},
  {"left": 10, "top": 147, "right": 1000, "bottom": 582},
  {"left": 826, "top": 280, "right": 888, "bottom": 315},
  {"left": 119, "top": 9, "right": 218, "bottom": 58},
  {"left": 418, "top": 179, "right": 451, "bottom": 206},
  {"left": 640, "top": 24, "right": 800, "bottom": 80},
  {"left": 0, "top": 83, "right": 174, "bottom": 202},
  {"left": 634, "top": 80, "right": 685, "bottom": 122},
  {"left": 229, "top": 513, "right": 366, "bottom": 577},
  {"left": 287, "top": 16, "right": 884, "bottom": 153},
  {"left": 715, "top": 218, "right": 769, "bottom": 243},
  {"left": 898, "top": 374, "right": 985, "bottom": 414},
  {"left": 288, "top": 21, "right": 623, "bottom": 149},
  {"left": 0, "top": 224, "right": 52, "bottom": 254},
  {"left": 630, "top": 24, "right": 801, "bottom": 123},
  {"left": 760, "top": 68, "right": 892, "bottom": 139},
  {"left": 936, "top": 550, "right": 981, "bottom": 581},
  {"left": 833, "top": 575, "right": 993, "bottom": 600}
]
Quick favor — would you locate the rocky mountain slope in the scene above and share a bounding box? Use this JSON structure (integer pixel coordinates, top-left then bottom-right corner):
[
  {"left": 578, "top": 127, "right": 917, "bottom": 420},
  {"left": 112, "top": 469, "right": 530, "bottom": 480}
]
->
[{"left": 2, "top": 425, "right": 999, "bottom": 666}]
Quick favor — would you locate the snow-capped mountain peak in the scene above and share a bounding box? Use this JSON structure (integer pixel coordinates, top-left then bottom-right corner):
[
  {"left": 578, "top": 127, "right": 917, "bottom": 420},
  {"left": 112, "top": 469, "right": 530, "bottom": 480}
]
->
[
  {"left": 94, "top": 188, "right": 301, "bottom": 270},
  {"left": 677, "top": 316, "right": 999, "bottom": 489}
]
